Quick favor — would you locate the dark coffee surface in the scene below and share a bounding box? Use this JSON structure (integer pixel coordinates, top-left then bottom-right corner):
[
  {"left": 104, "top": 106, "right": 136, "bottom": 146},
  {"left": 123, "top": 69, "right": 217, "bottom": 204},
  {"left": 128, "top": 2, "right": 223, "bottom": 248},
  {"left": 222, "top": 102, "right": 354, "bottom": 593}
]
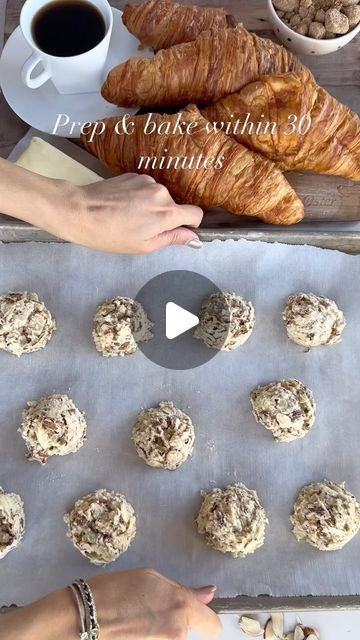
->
[{"left": 32, "top": 0, "right": 106, "bottom": 57}]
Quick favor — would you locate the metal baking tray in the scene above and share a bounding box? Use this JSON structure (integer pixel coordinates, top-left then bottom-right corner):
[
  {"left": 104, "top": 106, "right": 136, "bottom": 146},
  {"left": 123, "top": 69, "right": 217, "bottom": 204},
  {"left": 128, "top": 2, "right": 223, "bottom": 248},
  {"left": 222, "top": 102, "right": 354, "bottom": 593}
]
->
[
  {"left": 2, "top": 140, "right": 360, "bottom": 615},
  {"left": 2, "top": 217, "right": 360, "bottom": 256},
  {"left": 2, "top": 130, "right": 360, "bottom": 254}
]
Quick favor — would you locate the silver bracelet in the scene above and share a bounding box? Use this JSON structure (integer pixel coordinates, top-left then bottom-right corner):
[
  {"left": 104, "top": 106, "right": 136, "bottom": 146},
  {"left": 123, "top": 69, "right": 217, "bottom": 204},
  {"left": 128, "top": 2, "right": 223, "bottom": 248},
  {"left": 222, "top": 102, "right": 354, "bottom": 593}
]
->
[
  {"left": 69, "top": 583, "right": 88, "bottom": 640},
  {"left": 75, "top": 579, "right": 100, "bottom": 640},
  {"left": 69, "top": 580, "right": 100, "bottom": 640}
]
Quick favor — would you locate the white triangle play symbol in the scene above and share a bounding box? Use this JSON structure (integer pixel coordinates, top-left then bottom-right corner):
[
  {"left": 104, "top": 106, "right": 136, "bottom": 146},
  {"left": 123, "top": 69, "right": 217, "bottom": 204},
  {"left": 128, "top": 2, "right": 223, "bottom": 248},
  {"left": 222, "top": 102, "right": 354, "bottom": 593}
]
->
[{"left": 166, "top": 302, "right": 199, "bottom": 340}]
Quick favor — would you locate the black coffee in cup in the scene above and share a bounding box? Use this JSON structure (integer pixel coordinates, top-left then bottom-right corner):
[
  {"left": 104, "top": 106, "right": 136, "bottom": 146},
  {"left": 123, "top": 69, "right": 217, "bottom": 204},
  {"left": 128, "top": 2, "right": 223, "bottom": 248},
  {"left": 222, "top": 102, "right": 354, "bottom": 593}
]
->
[{"left": 32, "top": 0, "right": 106, "bottom": 57}]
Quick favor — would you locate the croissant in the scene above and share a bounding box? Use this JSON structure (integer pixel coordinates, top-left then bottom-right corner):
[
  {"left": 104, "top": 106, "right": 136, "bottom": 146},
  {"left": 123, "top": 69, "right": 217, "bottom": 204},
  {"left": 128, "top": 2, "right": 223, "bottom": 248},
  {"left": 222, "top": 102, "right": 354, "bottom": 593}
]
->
[
  {"left": 201, "top": 73, "right": 360, "bottom": 182},
  {"left": 122, "top": 0, "right": 236, "bottom": 50},
  {"left": 101, "top": 24, "right": 309, "bottom": 109},
  {"left": 81, "top": 105, "right": 304, "bottom": 225}
]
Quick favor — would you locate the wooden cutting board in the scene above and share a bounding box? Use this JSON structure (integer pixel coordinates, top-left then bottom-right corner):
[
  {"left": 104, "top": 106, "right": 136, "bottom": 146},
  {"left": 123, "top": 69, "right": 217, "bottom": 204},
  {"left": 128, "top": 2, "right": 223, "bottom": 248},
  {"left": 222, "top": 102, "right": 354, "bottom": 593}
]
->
[{"left": 1, "top": 0, "right": 359, "bottom": 224}]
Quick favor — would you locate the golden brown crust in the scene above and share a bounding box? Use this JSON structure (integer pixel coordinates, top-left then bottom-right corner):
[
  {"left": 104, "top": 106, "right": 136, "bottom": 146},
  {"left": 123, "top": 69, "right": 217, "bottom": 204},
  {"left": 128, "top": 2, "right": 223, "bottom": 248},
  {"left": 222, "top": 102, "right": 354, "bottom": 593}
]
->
[
  {"left": 101, "top": 25, "right": 310, "bottom": 109},
  {"left": 81, "top": 105, "right": 304, "bottom": 225},
  {"left": 201, "top": 73, "right": 360, "bottom": 181},
  {"left": 122, "top": 0, "right": 234, "bottom": 50}
]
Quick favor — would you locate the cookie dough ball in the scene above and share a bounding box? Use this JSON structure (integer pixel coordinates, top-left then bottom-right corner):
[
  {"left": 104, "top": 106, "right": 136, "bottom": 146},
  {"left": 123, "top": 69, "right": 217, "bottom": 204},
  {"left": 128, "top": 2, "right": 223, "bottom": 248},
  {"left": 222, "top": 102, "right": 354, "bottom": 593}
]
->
[
  {"left": 250, "top": 379, "right": 316, "bottom": 442},
  {"left": 194, "top": 293, "right": 255, "bottom": 351},
  {"left": 0, "top": 292, "right": 56, "bottom": 356},
  {"left": 132, "top": 401, "right": 195, "bottom": 470},
  {"left": 64, "top": 489, "right": 136, "bottom": 565},
  {"left": 291, "top": 481, "right": 360, "bottom": 551},
  {"left": 0, "top": 488, "right": 25, "bottom": 559},
  {"left": 19, "top": 394, "right": 87, "bottom": 465},
  {"left": 93, "top": 297, "right": 153, "bottom": 357},
  {"left": 283, "top": 293, "right": 345, "bottom": 348},
  {"left": 196, "top": 483, "right": 268, "bottom": 558}
]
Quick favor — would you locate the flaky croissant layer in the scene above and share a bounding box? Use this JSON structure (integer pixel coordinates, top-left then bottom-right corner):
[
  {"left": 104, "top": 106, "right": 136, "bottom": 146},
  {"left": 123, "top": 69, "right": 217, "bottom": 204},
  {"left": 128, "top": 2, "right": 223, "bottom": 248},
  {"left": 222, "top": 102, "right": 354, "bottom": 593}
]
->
[
  {"left": 122, "top": 0, "right": 235, "bottom": 50},
  {"left": 101, "top": 25, "right": 309, "bottom": 109},
  {"left": 202, "top": 73, "right": 360, "bottom": 182},
  {"left": 81, "top": 105, "right": 304, "bottom": 226}
]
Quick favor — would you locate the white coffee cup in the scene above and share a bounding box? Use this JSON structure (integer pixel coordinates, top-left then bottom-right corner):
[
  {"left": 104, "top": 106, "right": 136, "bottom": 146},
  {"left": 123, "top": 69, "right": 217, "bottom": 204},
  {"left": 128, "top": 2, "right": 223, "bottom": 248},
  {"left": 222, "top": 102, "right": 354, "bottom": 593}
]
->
[{"left": 20, "top": 0, "right": 113, "bottom": 95}]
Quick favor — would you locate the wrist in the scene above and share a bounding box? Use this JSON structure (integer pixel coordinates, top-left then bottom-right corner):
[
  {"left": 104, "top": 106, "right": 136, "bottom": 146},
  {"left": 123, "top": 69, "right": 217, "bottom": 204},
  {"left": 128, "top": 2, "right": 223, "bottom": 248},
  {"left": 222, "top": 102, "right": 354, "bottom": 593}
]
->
[
  {"left": 18, "top": 178, "right": 84, "bottom": 242},
  {"left": 0, "top": 158, "right": 86, "bottom": 241},
  {"left": 2, "top": 588, "right": 78, "bottom": 640}
]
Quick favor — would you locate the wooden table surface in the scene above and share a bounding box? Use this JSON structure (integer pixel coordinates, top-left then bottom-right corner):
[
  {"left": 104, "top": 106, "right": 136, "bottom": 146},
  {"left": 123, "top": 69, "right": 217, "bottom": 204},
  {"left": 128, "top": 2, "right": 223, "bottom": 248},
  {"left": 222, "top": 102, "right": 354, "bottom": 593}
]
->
[{"left": 1, "top": 0, "right": 360, "bottom": 224}]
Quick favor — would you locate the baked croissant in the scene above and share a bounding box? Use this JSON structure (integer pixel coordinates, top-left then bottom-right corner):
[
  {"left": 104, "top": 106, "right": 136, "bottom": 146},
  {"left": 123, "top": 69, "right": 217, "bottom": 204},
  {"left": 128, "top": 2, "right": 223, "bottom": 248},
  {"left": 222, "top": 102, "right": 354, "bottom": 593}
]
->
[
  {"left": 201, "top": 73, "right": 360, "bottom": 182},
  {"left": 122, "top": 0, "right": 235, "bottom": 50},
  {"left": 101, "top": 24, "right": 309, "bottom": 109},
  {"left": 81, "top": 105, "right": 304, "bottom": 225}
]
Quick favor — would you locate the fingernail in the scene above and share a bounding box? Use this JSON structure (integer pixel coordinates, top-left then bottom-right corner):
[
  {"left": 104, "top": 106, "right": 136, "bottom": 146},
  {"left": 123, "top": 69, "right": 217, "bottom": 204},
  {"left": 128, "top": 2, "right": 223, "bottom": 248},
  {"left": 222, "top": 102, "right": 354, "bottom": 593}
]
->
[
  {"left": 200, "top": 585, "right": 217, "bottom": 592},
  {"left": 187, "top": 239, "right": 203, "bottom": 249}
]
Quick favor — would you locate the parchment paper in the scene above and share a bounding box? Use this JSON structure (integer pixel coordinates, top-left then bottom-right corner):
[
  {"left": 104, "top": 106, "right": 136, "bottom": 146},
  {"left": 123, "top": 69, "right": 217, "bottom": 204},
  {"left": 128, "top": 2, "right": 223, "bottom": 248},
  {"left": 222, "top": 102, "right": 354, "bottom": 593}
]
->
[{"left": 1, "top": 239, "right": 360, "bottom": 606}]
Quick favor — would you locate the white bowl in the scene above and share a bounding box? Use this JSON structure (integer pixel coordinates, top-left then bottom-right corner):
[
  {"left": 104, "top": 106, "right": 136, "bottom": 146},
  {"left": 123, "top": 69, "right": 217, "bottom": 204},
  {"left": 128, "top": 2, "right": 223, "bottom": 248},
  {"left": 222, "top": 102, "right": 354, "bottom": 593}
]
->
[{"left": 267, "top": 0, "right": 360, "bottom": 55}]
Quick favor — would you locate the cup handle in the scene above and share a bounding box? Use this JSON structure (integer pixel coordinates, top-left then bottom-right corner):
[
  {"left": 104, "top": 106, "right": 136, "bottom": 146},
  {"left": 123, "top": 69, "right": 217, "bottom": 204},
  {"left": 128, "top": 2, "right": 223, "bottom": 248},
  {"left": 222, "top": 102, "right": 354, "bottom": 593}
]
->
[{"left": 21, "top": 52, "right": 51, "bottom": 89}]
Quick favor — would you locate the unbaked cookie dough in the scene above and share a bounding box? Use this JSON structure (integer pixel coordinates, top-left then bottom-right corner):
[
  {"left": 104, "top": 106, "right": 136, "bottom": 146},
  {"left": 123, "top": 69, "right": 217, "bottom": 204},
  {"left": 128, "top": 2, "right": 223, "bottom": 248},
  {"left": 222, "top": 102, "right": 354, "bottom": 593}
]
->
[
  {"left": 250, "top": 379, "right": 316, "bottom": 442},
  {"left": 93, "top": 297, "right": 153, "bottom": 357},
  {"left": 132, "top": 401, "right": 195, "bottom": 470},
  {"left": 196, "top": 483, "right": 268, "bottom": 558},
  {"left": 0, "top": 292, "right": 56, "bottom": 356},
  {"left": 194, "top": 292, "right": 255, "bottom": 351},
  {"left": 283, "top": 293, "right": 345, "bottom": 348},
  {"left": 291, "top": 480, "right": 360, "bottom": 551},
  {"left": 64, "top": 489, "right": 136, "bottom": 565},
  {"left": 19, "top": 394, "right": 87, "bottom": 465},
  {"left": 0, "top": 487, "right": 25, "bottom": 559}
]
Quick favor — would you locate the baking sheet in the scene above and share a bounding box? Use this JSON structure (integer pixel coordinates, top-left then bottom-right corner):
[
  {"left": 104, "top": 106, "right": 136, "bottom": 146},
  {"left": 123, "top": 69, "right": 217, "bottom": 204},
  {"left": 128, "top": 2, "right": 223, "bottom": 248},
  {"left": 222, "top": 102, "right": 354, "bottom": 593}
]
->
[{"left": 1, "top": 239, "right": 360, "bottom": 606}]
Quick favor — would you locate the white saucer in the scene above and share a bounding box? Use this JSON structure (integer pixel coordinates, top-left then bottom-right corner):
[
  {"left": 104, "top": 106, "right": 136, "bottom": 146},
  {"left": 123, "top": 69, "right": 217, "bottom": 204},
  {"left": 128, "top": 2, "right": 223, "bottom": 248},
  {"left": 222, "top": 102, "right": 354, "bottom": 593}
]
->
[{"left": 0, "top": 8, "right": 152, "bottom": 138}]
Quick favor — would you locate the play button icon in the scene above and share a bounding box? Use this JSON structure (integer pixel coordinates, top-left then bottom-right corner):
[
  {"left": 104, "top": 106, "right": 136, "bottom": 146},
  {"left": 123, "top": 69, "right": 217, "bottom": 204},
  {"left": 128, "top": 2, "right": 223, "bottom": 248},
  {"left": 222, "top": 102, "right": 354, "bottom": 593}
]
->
[
  {"left": 135, "top": 270, "right": 226, "bottom": 370},
  {"left": 165, "top": 303, "right": 199, "bottom": 340}
]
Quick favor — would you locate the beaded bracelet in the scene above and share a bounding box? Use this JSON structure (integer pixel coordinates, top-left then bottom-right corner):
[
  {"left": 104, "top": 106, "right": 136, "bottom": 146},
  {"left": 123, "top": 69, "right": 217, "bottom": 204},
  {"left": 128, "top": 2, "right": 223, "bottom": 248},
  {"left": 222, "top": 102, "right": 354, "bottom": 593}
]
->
[{"left": 69, "top": 580, "right": 100, "bottom": 640}]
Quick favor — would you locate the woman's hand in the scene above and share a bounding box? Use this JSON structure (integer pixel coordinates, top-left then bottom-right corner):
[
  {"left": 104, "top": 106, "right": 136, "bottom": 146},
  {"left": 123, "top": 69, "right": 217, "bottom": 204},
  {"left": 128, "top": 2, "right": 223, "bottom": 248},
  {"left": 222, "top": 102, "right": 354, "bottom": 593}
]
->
[
  {"left": 89, "top": 568, "right": 221, "bottom": 639},
  {"left": 70, "top": 174, "right": 204, "bottom": 254},
  {"left": 0, "top": 159, "right": 204, "bottom": 254},
  {"left": 1, "top": 568, "right": 222, "bottom": 640}
]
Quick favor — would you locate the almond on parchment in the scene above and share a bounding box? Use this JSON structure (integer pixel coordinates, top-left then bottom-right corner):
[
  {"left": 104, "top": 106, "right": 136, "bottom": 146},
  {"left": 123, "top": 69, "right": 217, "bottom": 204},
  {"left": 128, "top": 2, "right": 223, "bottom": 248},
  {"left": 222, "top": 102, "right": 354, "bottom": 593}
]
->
[
  {"left": 302, "top": 626, "right": 320, "bottom": 640},
  {"left": 239, "top": 615, "right": 264, "bottom": 637},
  {"left": 271, "top": 613, "right": 284, "bottom": 638},
  {"left": 264, "top": 620, "right": 278, "bottom": 640},
  {"left": 294, "top": 626, "right": 305, "bottom": 640},
  {"left": 264, "top": 614, "right": 284, "bottom": 640},
  {"left": 303, "top": 631, "right": 320, "bottom": 640}
]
